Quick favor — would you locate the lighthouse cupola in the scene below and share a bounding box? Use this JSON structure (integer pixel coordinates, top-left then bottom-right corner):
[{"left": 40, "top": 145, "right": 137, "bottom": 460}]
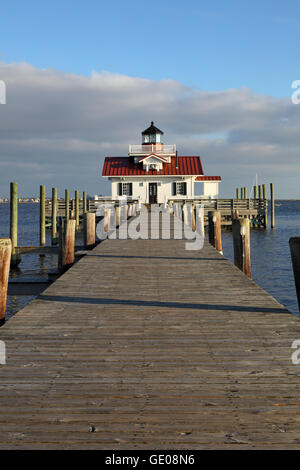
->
[{"left": 142, "top": 121, "right": 164, "bottom": 145}]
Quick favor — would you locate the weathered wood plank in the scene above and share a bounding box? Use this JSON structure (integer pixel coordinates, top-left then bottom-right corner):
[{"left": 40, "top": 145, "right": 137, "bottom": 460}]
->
[{"left": 0, "top": 214, "right": 299, "bottom": 448}]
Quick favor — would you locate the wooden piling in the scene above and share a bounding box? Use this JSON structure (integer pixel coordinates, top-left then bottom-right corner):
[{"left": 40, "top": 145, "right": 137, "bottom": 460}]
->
[
  {"left": 75, "top": 190, "right": 79, "bottom": 229},
  {"left": 83, "top": 191, "right": 87, "bottom": 214},
  {"left": 192, "top": 205, "right": 196, "bottom": 232},
  {"left": 104, "top": 209, "right": 110, "bottom": 233},
  {"left": 10, "top": 182, "right": 20, "bottom": 266},
  {"left": 51, "top": 187, "right": 57, "bottom": 244},
  {"left": 270, "top": 183, "right": 275, "bottom": 229},
  {"left": 0, "top": 239, "right": 12, "bottom": 326},
  {"left": 84, "top": 212, "right": 96, "bottom": 249},
  {"left": 258, "top": 185, "right": 262, "bottom": 200},
  {"left": 59, "top": 219, "right": 76, "bottom": 270},
  {"left": 116, "top": 205, "right": 120, "bottom": 227},
  {"left": 65, "top": 189, "right": 69, "bottom": 222},
  {"left": 262, "top": 184, "right": 267, "bottom": 228},
  {"left": 208, "top": 210, "right": 222, "bottom": 254},
  {"left": 232, "top": 218, "right": 251, "bottom": 277},
  {"left": 289, "top": 237, "right": 300, "bottom": 312},
  {"left": 40, "top": 185, "right": 46, "bottom": 246}
]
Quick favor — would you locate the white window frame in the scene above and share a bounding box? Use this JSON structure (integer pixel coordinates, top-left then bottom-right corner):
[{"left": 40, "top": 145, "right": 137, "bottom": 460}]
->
[
  {"left": 121, "top": 183, "right": 132, "bottom": 196},
  {"left": 176, "top": 182, "right": 187, "bottom": 195}
]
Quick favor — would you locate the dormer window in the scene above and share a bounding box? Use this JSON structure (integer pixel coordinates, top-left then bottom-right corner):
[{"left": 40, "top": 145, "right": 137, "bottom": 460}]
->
[{"left": 149, "top": 164, "right": 157, "bottom": 170}]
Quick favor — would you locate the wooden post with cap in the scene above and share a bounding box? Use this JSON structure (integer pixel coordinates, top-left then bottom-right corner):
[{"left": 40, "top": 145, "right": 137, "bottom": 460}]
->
[
  {"left": 0, "top": 239, "right": 12, "bottom": 326},
  {"left": 84, "top": 212, "right": 96, "bottom": 249}
]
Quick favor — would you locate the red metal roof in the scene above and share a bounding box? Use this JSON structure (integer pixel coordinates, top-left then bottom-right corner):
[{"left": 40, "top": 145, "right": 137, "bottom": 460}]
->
[
  {"left": 195, "top": 176, "right": 221, "bottom": 181},
  {"left": 102, "top": 156, "right": 204, "bottom": 177}
]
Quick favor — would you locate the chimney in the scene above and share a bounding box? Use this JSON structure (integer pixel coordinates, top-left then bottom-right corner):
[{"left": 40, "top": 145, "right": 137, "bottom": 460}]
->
[{"left": 175, "top": 150, "right": 178, "bottom": 169}]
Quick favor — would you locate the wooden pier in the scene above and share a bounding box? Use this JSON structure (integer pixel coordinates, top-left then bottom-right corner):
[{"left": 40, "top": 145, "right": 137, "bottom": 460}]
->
[{"left": 0, "top": 214, "right": 299, "bottom": 449}]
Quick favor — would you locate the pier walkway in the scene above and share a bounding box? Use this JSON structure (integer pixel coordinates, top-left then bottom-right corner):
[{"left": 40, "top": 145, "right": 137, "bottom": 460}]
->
[{"left": 1, "top": 225, "right": 300, "bottom": 449}]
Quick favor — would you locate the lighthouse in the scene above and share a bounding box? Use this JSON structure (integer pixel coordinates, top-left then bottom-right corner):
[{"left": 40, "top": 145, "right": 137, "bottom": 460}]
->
[{"left": 102, "top": 122, "right": 221, "bottom": 204}]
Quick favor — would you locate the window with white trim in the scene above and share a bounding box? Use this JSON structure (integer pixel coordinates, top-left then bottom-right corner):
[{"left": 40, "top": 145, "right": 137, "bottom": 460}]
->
[
  {"left": 118, "top": 182, "right": 132, "bottom": 196},
  {"left": 176, "top": 182, "right": 187, "bottom": 195}
]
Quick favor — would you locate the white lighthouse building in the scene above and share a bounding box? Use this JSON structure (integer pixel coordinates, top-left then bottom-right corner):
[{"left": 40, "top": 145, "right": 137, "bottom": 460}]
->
[{"left": 102, "top": 122, "right": 221, "bottom": 204}]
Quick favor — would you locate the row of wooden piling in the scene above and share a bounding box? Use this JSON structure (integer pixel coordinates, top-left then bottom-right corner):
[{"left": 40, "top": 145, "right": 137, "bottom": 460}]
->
[
  {"left": 236, "top": 182, "right": 275, "bottom": 229},
  {"left": 208, "top": 210, "right": 251, "bottom": 278},
  {"left": 8, "top": 183, "right": 89, "bottom": 266}
]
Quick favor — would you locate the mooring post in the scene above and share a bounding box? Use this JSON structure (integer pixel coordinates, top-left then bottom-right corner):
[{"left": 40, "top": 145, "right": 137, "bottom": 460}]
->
[
  {"left": 214, "top": 210, "right": 222, "bottom": 254},
  {"left": 241, "top": 218, "right": 251, "bottom": 277},
  {"left": 262, "top": 184, "right": 268, "bottom": 228},
  {"left": 115, "top": 204, "right": 120, "bottom": 226},
  {"left": 83, "top": 191, "right": 87, "bottom": 214},
  {"left": 289, "top": 238, "right": 300, "bottom": 311},
  {"left": 104, "top": 208, "right": 110, "bottom": 233},
  {"left": 84, "top": 212, "right": 96, "bottom": 249},
  {"left": 270, "top": 183, "right": 275, "bottom": 229},
  {"left": 192, "top": 205, "right": 196, "bottom": 232},
  {"left": 75, "top": 190, "right": 79, "bottom": 230},
  {"left": 232, "top": 218, "right": 251, "bottom": 277},
  {"left": 65, "top": 189, "right": 69, "bottom": 222},
  {"left": 59, "top": 218, "right": 76, "bottom": 270},
  {"left": 40, "top": 185, "right": 46, "bottom": 246},
  {"left": 208, "top": 210, "right": 222, "bottom": 254},
  {"left": 196, "top": 205, "right": 205, "bottom": 240},
  {"left": 0, "top": 239, "right": 12, "bottom": 326},
  {"left": 258, "top": 185, "right": 262, "bottom": 200},
  {"left": 51, "top": 187, "right": 57, "bottom": 245},
  {"left": 10, "top": 182, "right": 20, "bottom": 266}
]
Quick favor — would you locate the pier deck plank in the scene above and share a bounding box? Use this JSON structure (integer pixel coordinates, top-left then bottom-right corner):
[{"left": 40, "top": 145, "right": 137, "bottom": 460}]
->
[{"left": 1, "top": 228, "right": 300, "bottom": 449}]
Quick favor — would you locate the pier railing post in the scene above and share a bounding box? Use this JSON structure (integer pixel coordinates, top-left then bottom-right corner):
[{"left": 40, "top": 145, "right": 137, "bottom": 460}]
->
[
  {"left": 232, "top": 218, "right": 251, "bottom": 277},
  {"left": 0, "top": 239, "right": 12, "bottom": 326},
  {"left": 270, "top": 183, "right": 275, "bottom": 229},
  {"left": 84, "top": 212, "right": 96, "bottom": 249},
  {"left": 289, "top": 237, "right": 300, "bottom": 312},
  {"left": 51, "top": 187, "right": 57, "bottom": 245},
  {"left": 40, "top": 185, "right": 46, "bottom": 247},
  {"left": 59, "top": 218, "right": 76, "bottom": 270}
]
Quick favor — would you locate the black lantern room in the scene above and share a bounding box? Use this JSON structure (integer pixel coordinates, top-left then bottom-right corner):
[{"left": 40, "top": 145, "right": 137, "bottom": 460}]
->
[{"left": 141, "top": 121, "right": 164, "bottom": 145}]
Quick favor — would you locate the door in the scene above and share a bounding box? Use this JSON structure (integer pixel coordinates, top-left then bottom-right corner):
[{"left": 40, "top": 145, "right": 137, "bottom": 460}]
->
[{"left": 149, "top": 183, "right": 157, "bottom": 204}]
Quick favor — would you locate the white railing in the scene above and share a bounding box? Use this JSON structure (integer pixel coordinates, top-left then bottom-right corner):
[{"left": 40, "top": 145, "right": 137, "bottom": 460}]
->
[{"left": 128, "top": 144, "right": 176, "bottom": 156}]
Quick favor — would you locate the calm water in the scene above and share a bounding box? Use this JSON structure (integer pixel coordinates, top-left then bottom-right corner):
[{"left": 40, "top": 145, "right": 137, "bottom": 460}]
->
[{"left": 0, "top": 201, "right": 299, "bottom": 320}]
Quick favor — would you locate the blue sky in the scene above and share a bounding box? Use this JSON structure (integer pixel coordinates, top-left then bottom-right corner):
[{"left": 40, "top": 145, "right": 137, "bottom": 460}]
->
[
  {"left": 0, "top": 1, "right": 300, "bottom": 197},
  {"left": 1, "top": 0, "right": 299, "bottom": 97}
]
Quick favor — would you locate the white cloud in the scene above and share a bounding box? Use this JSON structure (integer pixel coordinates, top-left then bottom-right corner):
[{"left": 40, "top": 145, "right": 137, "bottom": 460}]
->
[{"left": 0, "top": 61, "right": 299, "bottom": 197}]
